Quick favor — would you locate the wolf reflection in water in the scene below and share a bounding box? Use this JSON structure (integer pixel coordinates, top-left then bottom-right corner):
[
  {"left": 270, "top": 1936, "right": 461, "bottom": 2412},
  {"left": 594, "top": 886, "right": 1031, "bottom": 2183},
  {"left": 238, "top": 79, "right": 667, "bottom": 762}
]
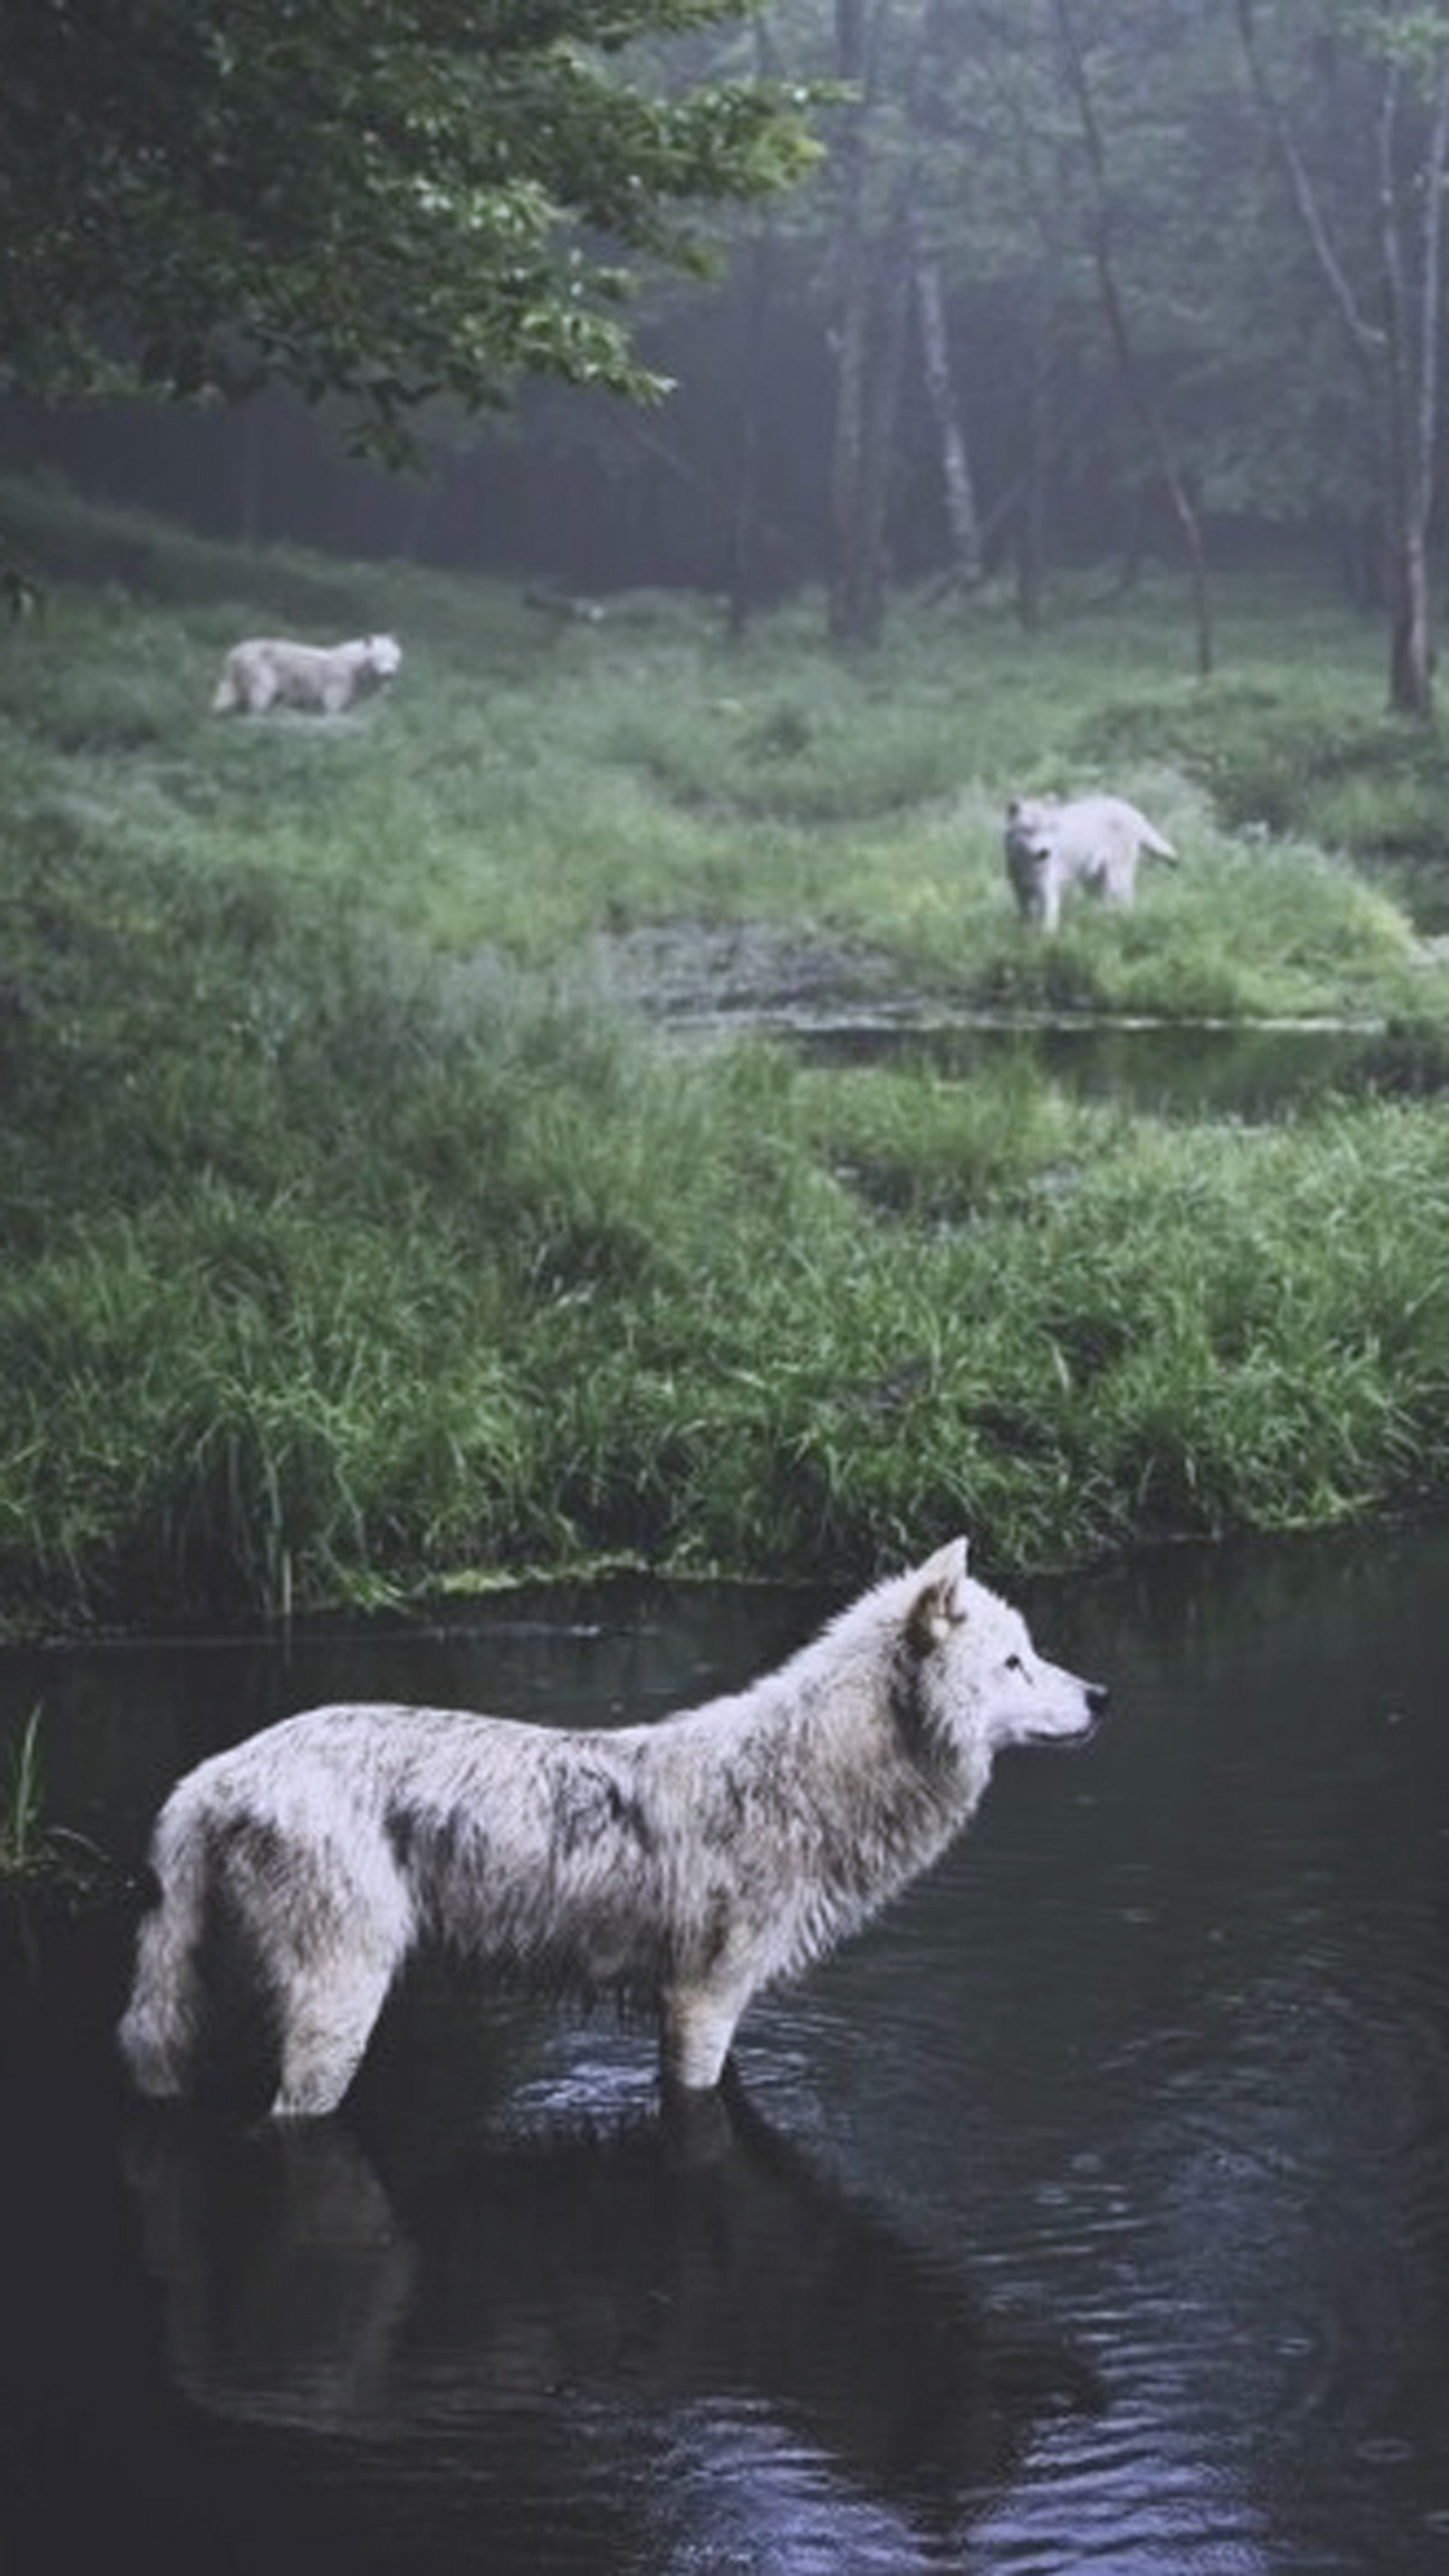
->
[{"left": 123, "top": 2075, "right": 1103, "bottom": 2548}]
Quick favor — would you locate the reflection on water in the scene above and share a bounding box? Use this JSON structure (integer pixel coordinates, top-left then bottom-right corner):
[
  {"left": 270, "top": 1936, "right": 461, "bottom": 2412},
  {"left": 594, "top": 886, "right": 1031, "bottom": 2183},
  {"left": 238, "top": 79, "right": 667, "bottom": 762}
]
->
[
  {"left": 3, "top": 1528, "right": 1449, "bottom": 2571},
  {"left": 790, "top": 1015, "right": 1410, "bottom": 1120},
  {"left": 118, "top": 2077, "right": 1099, "bottom": 2568}
]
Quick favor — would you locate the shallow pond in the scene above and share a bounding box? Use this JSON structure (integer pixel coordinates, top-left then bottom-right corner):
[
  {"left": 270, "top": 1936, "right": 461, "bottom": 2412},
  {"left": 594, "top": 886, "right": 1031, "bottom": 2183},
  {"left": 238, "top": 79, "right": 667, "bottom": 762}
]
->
[
  {"left": 778, "top": 1015, "right": 1410, "bottom": 1121},
  {"left": 3, "top": 1529, "right": 1448, "bottom": 2573}
]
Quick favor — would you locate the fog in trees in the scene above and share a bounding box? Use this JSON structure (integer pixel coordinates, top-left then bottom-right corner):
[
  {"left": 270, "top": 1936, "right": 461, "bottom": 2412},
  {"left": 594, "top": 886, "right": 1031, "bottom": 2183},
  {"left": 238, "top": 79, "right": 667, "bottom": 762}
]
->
[{"left": 7, "top": 2, "right": 1449, "bottom": 706}]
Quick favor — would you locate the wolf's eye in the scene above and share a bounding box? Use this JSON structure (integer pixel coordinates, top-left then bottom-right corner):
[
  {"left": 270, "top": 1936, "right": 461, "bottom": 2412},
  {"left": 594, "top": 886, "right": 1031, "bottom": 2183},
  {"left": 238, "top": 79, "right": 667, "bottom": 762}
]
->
[{"left": 1004, "top": 1652, "right": 1024, "bottom": 1674}]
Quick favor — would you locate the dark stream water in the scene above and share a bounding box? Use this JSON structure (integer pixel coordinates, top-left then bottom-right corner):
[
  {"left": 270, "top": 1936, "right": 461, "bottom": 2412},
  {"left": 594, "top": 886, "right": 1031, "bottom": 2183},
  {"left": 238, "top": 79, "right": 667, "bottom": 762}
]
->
[{"left": 2, "top": 1528, "right": 1448, "bottom": 2573}]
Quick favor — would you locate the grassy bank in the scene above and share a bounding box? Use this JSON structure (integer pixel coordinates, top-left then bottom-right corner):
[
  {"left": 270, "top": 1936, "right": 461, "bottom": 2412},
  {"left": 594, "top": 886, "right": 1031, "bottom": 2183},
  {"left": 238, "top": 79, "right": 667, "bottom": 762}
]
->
[{"left": 5, "top": 473, "right": 1449, "bottom": 1633}]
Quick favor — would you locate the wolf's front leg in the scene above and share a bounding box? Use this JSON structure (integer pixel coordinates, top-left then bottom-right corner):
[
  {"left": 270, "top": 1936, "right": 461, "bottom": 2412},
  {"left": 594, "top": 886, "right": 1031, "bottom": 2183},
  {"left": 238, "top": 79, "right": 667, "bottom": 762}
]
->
[{"left": 658, "top": 1979, "right": 753, "bottom": 2093}]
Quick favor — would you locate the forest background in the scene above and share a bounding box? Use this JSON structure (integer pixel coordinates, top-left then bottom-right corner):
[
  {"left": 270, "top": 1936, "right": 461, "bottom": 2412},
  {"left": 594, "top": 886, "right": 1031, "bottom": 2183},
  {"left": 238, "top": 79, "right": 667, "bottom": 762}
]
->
[{"left": 14, "top": 0, "right": 1449, "bottom": 710}]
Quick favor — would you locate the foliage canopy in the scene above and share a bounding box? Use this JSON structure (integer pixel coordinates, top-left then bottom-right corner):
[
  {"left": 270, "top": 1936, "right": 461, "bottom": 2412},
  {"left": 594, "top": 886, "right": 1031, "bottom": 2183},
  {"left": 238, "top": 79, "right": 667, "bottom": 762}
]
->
[{"left": 0, "top": 0, "right": 818, "bottom": 453}]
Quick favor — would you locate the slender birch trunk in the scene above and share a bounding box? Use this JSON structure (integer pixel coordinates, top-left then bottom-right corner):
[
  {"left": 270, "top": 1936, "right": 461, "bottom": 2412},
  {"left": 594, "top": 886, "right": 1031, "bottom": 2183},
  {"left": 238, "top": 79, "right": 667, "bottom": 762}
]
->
[{"left": 913, "top": 226, "right": 984, "bottom": 589}]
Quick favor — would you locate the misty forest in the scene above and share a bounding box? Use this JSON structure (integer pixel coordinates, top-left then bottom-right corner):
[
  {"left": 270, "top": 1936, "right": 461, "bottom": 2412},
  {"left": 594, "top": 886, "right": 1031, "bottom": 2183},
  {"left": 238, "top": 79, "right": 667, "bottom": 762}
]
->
[{"left": 7, "top": 0, "right": 1449, "bottom": 1637}]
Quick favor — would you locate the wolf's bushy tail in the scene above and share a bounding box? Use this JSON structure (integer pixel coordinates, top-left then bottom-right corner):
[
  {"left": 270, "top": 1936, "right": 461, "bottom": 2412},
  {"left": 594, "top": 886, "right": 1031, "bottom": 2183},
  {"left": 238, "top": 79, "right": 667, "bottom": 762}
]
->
[{"left": 117, "top": 1803, "right": 210, "bottom": 2099}]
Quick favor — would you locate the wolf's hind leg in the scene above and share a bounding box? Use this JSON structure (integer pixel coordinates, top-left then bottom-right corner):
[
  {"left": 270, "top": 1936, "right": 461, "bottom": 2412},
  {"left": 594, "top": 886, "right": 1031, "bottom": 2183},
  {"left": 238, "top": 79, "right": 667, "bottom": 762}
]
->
[
  {"left": 118, "top": 1835, "right": 210, "bottom": 2100},
  {"left": 269, "top": 1954, "right": 397, "bottom": 2119}
]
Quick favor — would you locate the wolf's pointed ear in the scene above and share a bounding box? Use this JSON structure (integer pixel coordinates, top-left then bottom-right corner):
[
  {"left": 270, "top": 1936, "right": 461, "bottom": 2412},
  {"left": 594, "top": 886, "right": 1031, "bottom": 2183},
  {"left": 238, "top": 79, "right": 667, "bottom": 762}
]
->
[{"left": 908, "top": 1538, "right": 970, "bottom": 1651}]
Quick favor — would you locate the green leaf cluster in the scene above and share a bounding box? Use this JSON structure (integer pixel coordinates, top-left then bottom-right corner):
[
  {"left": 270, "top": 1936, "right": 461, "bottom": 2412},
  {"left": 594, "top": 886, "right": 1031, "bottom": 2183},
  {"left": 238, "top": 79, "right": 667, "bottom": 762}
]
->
[{"left": 0, "top": 0, "right": 819, "bottom": 453}]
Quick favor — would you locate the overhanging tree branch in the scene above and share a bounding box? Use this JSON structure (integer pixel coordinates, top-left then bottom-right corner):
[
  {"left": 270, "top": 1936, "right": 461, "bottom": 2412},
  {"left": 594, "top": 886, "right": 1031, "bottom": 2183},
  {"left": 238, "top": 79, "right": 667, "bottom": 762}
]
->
[{"left": 0, "top": 0, "right": 820, "bottom": 458}]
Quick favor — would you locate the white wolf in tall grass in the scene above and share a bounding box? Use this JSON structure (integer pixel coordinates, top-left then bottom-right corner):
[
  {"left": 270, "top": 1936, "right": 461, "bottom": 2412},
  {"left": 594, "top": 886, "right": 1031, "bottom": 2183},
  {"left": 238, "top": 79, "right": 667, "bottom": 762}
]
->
[
  {"left": 211, "top": 632, "right": 402, "bottom": 716},
  {"left": 119, "top": 1540, "right": 1106, "bottom": 2116},
  {"left": 1004, "top": 792, "right": 1177, "bottom": 931}
]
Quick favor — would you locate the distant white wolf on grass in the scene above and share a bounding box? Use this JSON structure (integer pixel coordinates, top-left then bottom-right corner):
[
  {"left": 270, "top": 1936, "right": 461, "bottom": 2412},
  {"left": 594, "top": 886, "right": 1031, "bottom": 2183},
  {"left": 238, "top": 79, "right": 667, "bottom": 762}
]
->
[
  {"left": 119, "top": 1540, "right": 1107, "bottom": 2118},
  {"left": 211, "top": 632, "right": 402, "bottom": 716},
  {"left": 1004, "top": 792, "right": 1178, "bottom": 931}
]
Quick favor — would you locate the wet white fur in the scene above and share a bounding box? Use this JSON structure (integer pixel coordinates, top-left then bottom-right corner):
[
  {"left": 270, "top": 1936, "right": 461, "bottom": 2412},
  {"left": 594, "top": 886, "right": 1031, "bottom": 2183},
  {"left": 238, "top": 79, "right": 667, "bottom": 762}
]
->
[
  {"left": 119, "top": 1541, "right": 1103, "bottom": 2117},
  {"left": 1004, "top": 793, "right": 1177, "bottom": 931},
  {"left": 212, "top": 632, "right": 402, "bottom": 716}
]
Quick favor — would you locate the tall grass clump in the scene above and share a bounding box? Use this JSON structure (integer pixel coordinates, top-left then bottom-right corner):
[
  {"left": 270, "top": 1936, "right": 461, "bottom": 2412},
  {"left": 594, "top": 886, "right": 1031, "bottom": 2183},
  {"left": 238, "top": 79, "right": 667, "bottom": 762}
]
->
[
  {"left": 519, "top": 1090, "right": 1449, "bottom": 1581},
  {"left": 0, "top": 1701, "right": 121, "bottom": 1896},
  {"left": 0, "top": 1708, "right": 45, "bottom": 1878}
]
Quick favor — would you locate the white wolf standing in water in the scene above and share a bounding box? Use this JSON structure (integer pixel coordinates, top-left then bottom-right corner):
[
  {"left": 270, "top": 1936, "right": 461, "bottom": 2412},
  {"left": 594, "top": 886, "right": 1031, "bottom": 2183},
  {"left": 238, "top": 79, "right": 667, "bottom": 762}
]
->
[
  {"left": 1004, "top": 792, "right": 1177, "bottom": 930},
  {"left": 119, "top": 1540, "right": 1106, "bottom": 2116},
  {"left": 211, "top": 632, "right": 402, "bottom": 716}
]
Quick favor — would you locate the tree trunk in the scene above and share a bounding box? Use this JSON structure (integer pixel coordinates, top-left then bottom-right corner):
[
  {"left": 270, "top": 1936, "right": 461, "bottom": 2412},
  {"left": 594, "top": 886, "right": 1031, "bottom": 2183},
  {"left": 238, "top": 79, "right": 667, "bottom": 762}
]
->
[
  {"left": 1387, "top": 515, "right": 1434, "bottom": 717},
  {"left": 235, "top": 401, "right": 266, "bottom": 549},
  {"left": 1377, "top": 47, "right": 1449, "bottom": 717},
  {"left": 1234, "top": 2, "right": 1449, "bottom": 720},
  {"left": 1015, "top": 283, "right": 1052, "bottom": 630},
  {"left": 826, "top": 0, "right": 921, "bottom": 648},
  {"left": 913, "top": 229, "right": 983, "bottom": 589},
  {"left": 1053, "top": 0, "right": 1214, "bottom": 678},
  {"left": 857, "top": 182, "right": 917, "bottom": 624},
  {"left": 828, "top": 291, "right": 887, "bottom": 646},
  {"left": 727, "top": 15, "right": 782, "bottom": 641},
  {"left": 827, "top": 1, "right": 875, "bottom": 644},
  {"left": 727, "top": 224, "right": 775, "bottom": 640}
]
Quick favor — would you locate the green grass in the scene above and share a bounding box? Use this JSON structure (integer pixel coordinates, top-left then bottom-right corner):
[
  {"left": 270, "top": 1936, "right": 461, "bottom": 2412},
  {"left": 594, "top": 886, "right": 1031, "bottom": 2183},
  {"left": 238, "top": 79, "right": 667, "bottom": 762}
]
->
[
  {"left": 5, "top": 474, "right": 1444, "bottom": 1014},
  {"left": 0, "top": 1709, "right": 45, "bottom": 1876},
  {"left": 6, "top": 471, "right": 1449, "bottom": 1632},
  {"left": 0, "top": 1700, "right": 122, "bottom": 1894}
]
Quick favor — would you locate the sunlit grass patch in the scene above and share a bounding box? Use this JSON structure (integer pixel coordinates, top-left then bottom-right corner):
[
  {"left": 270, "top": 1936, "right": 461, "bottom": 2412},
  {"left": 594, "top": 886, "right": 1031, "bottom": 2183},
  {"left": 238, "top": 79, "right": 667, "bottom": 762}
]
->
[
  {"left": 792, "top": 1049, "right": 1118, "bottom": 1224},
  {"left": 2, "top": 476, "right": 1439, "bottom": 1021},
  {"left": 599, "top": 662, "right": 976, "bottom": 824},
  {"left": 510, "top": 1089, "right": 1449, "bottom": 1581},
  {"left": 6, "top": 986, "right": 1449, "bottom": 1620}
]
